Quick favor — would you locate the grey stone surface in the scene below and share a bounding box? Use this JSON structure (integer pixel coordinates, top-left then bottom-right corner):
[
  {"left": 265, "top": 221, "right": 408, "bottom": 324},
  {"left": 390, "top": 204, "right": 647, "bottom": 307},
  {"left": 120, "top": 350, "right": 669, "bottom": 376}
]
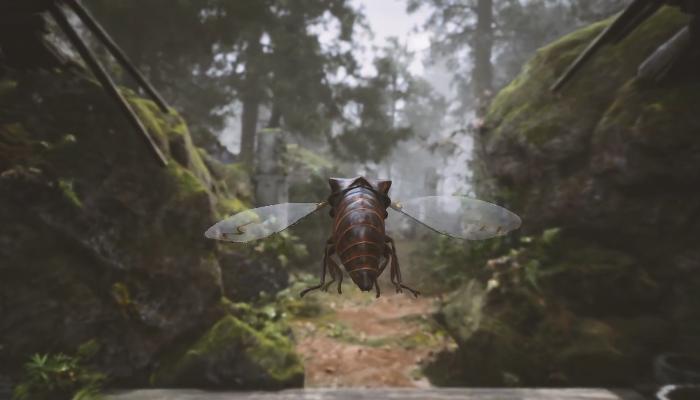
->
[{"left": 105, "top": 388, "right": 645, "bottom": 400}]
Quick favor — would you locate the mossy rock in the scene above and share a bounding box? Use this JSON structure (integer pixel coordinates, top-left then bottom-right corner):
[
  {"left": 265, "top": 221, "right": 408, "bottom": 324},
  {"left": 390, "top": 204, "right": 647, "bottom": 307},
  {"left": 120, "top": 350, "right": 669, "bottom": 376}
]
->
[
  {"left": 535, "top": 237, "right": 661, "bottom": 316},
  {"left": 486, "top": 7, "right": 691, "bottom": 148},
  {"left": 464, "top": 8, "right": 700, "bottom": 385},
  {"left": 481, "top": 7, "right": 700, "bottom": 256},
  {"left": 554, "top": 318, "right": 635, "bottom": 386},
  {"left": 426, "top": 313, "right": 534, "bottom": 386},
  {"left": 151, "top": 315, "right": 303, "bottom": 389},
  {"left": 0, "top": 69, "right": 296, "bottom": 386},
  {"left": 432, "top": 6, "right": 700, "bottom": 378}
]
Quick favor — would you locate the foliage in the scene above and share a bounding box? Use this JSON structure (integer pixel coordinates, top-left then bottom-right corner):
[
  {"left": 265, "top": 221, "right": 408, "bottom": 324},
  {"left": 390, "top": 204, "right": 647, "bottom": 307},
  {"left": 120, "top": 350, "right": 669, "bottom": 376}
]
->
[
  {"left": 0, "top": 69, "right": 254, "bottom": 385},
  {"left": 86, "top": 0, "right": 363, "bottom": 155},
  {"left": 85, "top": 1, "right": 441, "bottom": 166},
  {"left": 417, "top": 233, "right": 507, "bottom": 291},
  {"left": 272, "top": 275, "right": 329, "bottom": 319},
  {"left": 424, "top": 9, "right": 700, "bottom": 385},
  {"left": 408, "top": 0, "right": 627, "bottom": 110},
  {"left": 13, "top": 342, "right": 105, "bottom": 400},
  {"left": 151, "top": 313, "right": 303, "bottom": 389},
  {"left": 332, "top": 40, "right": 446, "bottom": 162},
  {"left": 419, "top": 225, "right": 563, "bottom": 293},
  {"left": 251, "top": 231, "right": 309, "bottom": 269},
  {"left": 333, "top": 43, "right": 411, "bottom": 162}
]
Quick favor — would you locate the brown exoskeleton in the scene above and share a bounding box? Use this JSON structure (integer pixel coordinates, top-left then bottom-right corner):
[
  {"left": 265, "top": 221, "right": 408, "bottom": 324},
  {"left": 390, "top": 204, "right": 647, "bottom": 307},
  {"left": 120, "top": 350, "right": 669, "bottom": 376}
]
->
[{"left": 205, "top": 177, "right": 521, "bottom": 298}]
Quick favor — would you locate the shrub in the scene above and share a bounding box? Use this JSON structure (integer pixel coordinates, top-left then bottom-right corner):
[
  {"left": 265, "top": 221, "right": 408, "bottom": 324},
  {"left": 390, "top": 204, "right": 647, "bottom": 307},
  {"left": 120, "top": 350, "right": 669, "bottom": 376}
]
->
[{"left": 13, "top": 343, "right": 105, "bottom": 400}]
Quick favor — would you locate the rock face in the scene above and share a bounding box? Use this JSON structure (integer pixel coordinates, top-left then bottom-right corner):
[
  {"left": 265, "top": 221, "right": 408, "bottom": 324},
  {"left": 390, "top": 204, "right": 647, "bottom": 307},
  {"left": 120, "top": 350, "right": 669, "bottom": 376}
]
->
[
  {"left": 481, "top": 7, "right": 700, "bottom": 256},
  {"left": 434, "top": 7, "right": 700, "bottom": 386},
  {"left": 152, "top": 315, "right": 303, "bottom": 389},
  {"left": 0, "top": 69, "right": 301, "bottom": 389}
]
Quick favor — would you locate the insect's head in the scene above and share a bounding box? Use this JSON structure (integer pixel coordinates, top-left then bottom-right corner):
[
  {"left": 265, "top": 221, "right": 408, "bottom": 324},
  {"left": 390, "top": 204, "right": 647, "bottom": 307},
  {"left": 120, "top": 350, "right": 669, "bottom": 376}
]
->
[
  {"left": 348, "top": 268, "right": 377, "bottom": 292},
  {"left": 327, "top": 177, "right": 392, "bottom": 216},
  {"left": 328, "top": 177, "right": 391, "bottom": 195}
]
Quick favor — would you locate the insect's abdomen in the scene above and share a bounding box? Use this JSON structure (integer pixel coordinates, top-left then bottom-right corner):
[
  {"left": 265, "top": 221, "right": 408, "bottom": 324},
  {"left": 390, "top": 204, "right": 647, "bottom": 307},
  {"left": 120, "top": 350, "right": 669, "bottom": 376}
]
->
[{"left": 333, "top": 187, "right": 386, "bottom": 274}]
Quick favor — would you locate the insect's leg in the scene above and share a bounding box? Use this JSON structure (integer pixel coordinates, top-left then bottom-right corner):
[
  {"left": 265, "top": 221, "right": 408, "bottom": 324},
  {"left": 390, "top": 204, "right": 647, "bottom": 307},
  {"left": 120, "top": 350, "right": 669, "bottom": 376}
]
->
[
  {"left": 386, "top": 240, "right": 401, "bottom": 293},
  {"left": 385, "top": 243, "right": 400, "bottom": 292},
  {"left": 375, "top": 278, "right": 381, "bottom": 299},
  {"left": 335, "top": 260, "right": 344, "bottom": 294},
  {"left": 400, "top": 283, "right": 420, "bottom": 298},
  {"left": 378, "top": 250, "right": 390, "bottom": 277},
  {"left": 321, "top": 269, "right": 336, "bottom": 292},
  {"left": 300, "top": 239, "right": 333, "bottom": 298},
  {"left": 325, "top": 256, "right": 344, "bottom": 294},
  {"left": 387, "top": 236, "right": 420, "bottom": 298},
  {"left": 322, "top": 247, "right": 342, "bottom": 292},
  {"left": 321, "top": 257, "right": 337, "bottom": 292}
]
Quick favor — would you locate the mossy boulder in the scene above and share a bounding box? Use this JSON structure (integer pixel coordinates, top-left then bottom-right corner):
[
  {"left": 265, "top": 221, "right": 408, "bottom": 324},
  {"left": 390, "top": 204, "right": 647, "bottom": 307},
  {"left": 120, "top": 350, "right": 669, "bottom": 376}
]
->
[
  {"left": 431, "top": 228, "right": 676, "bottom": 385},
  {"left": 151, "top": 315, "right": 303, "bottom": 389},
  {"left": 436, "top": 5, "right": 700, "bottom": 387},
  {"left": 0, "top": 69, "right": 299, "bottom": 388},
  {"left": 218, "top": 252, "right": 289, "bottom": 303},
  {"left": 482, "top": 7, "right": 700, "bottom": 261}
]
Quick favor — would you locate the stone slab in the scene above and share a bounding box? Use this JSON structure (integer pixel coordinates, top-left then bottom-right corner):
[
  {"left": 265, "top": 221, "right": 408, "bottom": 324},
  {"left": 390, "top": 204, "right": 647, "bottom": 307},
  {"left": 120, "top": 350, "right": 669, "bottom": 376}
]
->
[{"left": 105, "top": 388, "right": 645, "bottom": 400}]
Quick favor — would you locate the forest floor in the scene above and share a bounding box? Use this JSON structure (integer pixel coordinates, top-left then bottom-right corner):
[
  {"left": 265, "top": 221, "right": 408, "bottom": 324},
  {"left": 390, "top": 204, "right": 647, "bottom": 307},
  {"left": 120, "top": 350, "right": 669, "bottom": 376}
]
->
[{"left": 290, "top": 286, "right": 455, "bottom": 388}]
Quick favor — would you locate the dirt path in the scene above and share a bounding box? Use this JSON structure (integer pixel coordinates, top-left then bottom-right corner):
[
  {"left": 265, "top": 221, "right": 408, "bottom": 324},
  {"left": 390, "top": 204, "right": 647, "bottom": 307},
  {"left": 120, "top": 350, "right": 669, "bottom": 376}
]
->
[{"left": 290, "top": 285, "right": 455, "bottom": 388}]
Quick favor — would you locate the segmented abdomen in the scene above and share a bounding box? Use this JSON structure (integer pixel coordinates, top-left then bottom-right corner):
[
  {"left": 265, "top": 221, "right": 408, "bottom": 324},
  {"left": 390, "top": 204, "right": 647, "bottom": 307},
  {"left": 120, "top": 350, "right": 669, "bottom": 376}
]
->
[{"left": 333, "top": 187, "right": 386, "bottom": 273}]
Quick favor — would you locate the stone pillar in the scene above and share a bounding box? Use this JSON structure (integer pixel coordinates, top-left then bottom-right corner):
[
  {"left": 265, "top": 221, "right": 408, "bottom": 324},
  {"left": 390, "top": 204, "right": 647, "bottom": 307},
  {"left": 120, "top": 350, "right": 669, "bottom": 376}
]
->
[{"left": 254, "top": 128, "right": 288, "bottom": 206}]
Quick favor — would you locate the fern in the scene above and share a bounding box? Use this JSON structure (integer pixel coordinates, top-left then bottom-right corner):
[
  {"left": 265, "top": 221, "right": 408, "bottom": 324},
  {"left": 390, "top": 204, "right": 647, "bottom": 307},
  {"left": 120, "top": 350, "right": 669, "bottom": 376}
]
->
[{"left": 13, "top": 348, "right": 105, "bottom": 400}]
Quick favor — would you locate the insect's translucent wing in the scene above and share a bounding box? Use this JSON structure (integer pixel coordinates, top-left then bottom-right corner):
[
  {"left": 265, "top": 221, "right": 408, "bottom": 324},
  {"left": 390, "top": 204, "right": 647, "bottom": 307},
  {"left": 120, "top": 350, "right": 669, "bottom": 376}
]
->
[
  {"left": 390, "top": 196, "right": 521, "bottom": 240},
  {"left": 205, "top": 202, "right": 327, "bottom": 242}
]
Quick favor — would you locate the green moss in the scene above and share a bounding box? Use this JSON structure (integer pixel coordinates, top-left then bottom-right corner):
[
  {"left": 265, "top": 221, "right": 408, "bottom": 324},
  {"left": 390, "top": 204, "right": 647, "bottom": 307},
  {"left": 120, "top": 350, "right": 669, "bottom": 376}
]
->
[
  {"left": 219, "top": 197, "right": 248, "bottom": 215},
  {"left": 188, "top": 145, "right": 211, "bottom": 182},
  {"left": 249, "top": 325, "right": 304, "bottom": 384},
  {"left": 128, "top": 96, "right": 213, "bottom": 188},
  {"left": 168, "top": 163, "right": 208, "bottom": 197},
  {"left": 596, "top": 78, "right": 700, "bottom": 145},
  {"left": 486, "top": 7, "right": 690, "bottom": 147},
  {"left": 127, "top": 97, "right": 171, "bottom": 144},
  {"left": 111, "top": 282, "right": 131, "bottom": 307},
  {"left": 222, "top": 163, "right": 253, "bottom": 197},
  {"left": 555, "top": 318, "right": 635, "bottom": 385},
  {"left": 152, "top": 315, "right": 303, "bottom": 388},
  {"left": 0, "top": 79, "right": 18, "bottom": 99},
  {"left": 284, "top": 143, "right": 333, "bottom": 173},
  {"left": 58, "top": 179, "right": 82, "bottom": 208},
  {"left": 401, "top": 331, "right": 440, "bottom": 350}
]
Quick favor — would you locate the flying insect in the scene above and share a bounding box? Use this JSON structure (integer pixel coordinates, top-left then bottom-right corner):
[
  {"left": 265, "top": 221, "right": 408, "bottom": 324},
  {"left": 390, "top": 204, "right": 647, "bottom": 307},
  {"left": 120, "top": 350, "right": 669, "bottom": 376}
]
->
[{"left": 205, "top": 177, "right": 521, "bottom": 298}]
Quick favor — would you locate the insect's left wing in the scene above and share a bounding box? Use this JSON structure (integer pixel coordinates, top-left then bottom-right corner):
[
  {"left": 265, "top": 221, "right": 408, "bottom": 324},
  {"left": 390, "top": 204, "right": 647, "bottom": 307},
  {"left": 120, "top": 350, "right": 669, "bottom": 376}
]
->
[
  {"left": 390, "top": 196, "right": 521, "bottom": 240},
  {"left": 205, "top": 202, "right": 327, "bottom": 242}
]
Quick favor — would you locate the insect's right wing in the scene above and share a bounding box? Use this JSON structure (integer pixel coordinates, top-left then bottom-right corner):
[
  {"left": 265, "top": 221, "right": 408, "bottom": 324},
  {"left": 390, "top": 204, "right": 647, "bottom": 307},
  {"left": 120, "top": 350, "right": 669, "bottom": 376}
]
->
[
  {"left": 390, "top": 196, "right": 521, "bottom": 240},
  {"left": 205, "top": 202, "right": 327, "bottom": 242}
]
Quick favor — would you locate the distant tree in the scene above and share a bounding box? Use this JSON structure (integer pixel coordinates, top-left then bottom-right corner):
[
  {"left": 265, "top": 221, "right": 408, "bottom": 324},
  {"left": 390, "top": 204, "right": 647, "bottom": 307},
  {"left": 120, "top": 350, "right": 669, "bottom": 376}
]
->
[
  {"left": 406, "top": 0, "right": 496, "bottom": 118},
  {"left": 492, "top": 0, "right": 627, "bottom": 87},
  {"left": 407, "top": 0, "right": 627, "bottom": 116},
  {"left": 332, "top": 39, "right": 445, "bottom": 163},
  {"left": 86, "top": 1, "right": 236, "bottom": 139},
  {"left": 232, "top": 0, "right": 361, "bottom": 166},
  {"left": 407, "top": 0, "right": 627, "bottom": 197},
  {"left": 86, "top": 0, "right": 362, "bottom": 165}
]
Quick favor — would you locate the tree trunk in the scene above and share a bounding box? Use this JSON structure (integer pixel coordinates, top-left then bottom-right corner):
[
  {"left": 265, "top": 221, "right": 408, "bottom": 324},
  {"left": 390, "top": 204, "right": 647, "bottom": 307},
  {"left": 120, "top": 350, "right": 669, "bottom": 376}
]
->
[
  {"left": 472, "top": 0, "right": 494, "bottom": 117},
  {"left": 267, "top": 103, "right": 282, "bottom": 129},
  {"left": 239, "top": 33, "right": 263, "bottom": 167},
  {"left": 471, "top": 0, "right": 496, "bottom": 202}
]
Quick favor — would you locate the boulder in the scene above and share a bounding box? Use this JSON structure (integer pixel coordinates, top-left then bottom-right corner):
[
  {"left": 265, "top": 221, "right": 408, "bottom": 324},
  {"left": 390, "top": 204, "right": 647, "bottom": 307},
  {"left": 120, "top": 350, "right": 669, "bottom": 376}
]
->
[
  {"left": 151, "top": 315, "right": 303, "bottom": 389},
  {"left": 430, "top": 6, "right": 700, "bottom": 387},
  {"left": 0, "top": 69, "right": 302, "bottom": 388}
]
